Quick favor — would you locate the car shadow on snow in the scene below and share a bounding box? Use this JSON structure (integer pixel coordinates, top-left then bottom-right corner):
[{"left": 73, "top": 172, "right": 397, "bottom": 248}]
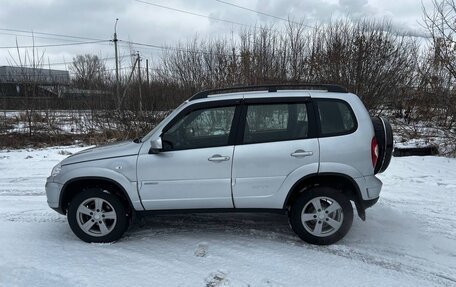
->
[{"left": 124, "top": 212, "right": 302, "bottom": 243}]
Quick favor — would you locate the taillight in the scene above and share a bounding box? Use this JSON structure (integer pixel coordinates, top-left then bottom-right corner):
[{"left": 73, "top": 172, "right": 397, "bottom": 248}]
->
[{"left": 371, "top": 137, "right": 379, "bottom": 168}]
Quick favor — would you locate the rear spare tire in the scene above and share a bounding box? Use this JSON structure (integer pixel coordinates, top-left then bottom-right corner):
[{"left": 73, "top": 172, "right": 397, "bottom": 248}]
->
[{"left": 371, "top": 116, "right": 393, "bottom": 174}]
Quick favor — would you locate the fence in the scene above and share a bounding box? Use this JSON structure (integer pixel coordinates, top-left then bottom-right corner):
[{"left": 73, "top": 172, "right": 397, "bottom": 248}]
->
[{"left": 0, "top": 108, "right": 169, "bottom": 148}]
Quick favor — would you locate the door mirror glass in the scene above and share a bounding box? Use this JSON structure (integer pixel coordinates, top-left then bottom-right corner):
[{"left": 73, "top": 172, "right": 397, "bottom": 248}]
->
[{"left": 149, "top": 138, "right": 163, "bottom": 154}]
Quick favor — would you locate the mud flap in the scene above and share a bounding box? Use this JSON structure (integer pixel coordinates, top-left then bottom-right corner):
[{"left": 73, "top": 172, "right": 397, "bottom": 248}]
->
[{"left": 354, "top": 199, "right": 366, "bottom": 221}]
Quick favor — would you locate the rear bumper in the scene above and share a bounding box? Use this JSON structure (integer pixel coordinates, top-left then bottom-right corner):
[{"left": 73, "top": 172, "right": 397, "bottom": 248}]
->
[
  {"left": 353, "top": 175, "right": 382, "bottom": 220},
  {"left": 355, "top": 175, "right": 383, "bottom": 200},
  {"left": 362, "top": 197, "right": 379, "bottom": 209}
]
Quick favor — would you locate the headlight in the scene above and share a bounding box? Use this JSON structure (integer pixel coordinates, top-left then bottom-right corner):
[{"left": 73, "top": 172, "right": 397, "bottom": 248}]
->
[{"left": 51, "top": 163, "right": 62, "bottom": 177}]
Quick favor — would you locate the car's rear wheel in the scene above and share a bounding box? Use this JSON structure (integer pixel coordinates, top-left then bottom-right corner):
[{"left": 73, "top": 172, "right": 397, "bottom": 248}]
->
[
  {"left": 67, "top": 189, "right": 128, "bottom": 243},
  {"left": 290, "top": 187, "right": 353, "bottom": 245}
]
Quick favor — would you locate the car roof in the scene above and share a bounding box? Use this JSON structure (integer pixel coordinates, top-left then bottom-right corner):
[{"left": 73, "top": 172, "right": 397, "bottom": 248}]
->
[
  {"left": 189, "top": 84, "right": 347, "bottom": 100},
  {"left": 189, "top": 89, "right": 356, "bottom": 104}
]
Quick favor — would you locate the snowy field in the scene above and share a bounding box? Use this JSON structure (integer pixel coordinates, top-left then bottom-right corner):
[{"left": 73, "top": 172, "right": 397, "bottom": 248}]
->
[{"left": 0, "top": 146, "right": 455, "bottom": 287}]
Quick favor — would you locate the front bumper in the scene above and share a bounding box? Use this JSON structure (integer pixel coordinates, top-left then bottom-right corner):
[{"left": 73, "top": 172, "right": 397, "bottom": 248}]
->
[{"left": 45, "top": 177, "right": 63, "bottom": 211}]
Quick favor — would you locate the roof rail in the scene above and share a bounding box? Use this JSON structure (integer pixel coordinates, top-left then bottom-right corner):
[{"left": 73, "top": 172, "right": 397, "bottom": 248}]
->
[{"left": 189, "top": 84, "right": 348, "bottom": 101}]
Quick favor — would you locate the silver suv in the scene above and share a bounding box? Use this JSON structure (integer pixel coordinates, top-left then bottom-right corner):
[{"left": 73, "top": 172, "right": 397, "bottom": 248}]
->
[{"left": 46, "top": 84, "right": 393, "bottom": 245}]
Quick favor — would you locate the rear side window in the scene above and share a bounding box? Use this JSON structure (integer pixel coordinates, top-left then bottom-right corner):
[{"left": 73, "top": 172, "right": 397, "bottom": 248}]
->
[
  {"left": 315, "top": 99, "right": 357, "bottom": 136},
  {"left": 243, "top": 103, "right": 309, "bottom": 144}
]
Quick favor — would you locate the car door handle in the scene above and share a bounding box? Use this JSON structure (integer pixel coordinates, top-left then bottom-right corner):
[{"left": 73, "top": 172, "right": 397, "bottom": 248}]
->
[
  {"left": 208, "top": 154, "right": 230, "bottom": 162},
  {"left": 291, "top": 150, "right": 313, "bottom": 157}
]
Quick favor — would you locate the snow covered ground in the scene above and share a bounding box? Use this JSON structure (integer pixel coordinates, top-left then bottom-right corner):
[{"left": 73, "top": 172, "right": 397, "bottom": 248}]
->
[{"left": 0, "top": 146, "right": 455, "bottom": 287}]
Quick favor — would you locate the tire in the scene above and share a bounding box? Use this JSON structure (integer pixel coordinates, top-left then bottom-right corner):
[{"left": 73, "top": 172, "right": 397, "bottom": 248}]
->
[
  {"left": 289, "top": 187, "right": 353, "bottom": 245},
  {"left": 371, "top": 116, "right": 393, "bottom": 174},
  {"left": 67, "top": 189, "right": 129, "bottom": 243}
]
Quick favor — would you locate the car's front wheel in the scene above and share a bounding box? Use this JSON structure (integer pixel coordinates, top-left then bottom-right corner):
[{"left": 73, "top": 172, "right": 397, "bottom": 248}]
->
[
  {"left": 290, "top": 187, "right": 353, "bottom": 245},
  {"left": 67, "top": 189, "right": 129, "bottom": 243}
]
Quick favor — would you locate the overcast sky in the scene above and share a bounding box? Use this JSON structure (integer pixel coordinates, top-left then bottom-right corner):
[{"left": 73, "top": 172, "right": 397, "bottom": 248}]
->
[{"left": 0, "top": 0, "right": 434, "bottom": 73}]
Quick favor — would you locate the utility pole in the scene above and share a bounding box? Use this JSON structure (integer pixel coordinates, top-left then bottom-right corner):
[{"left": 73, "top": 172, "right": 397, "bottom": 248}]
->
[
  {"left": 137, "top": 52, "right": 142, "bottom": 113},
  {"left": 145, "top": 58, "right": 150, "bottom": 108},
  {"left": 113, "top": 18, "right": 119, "bottom": 107},
  {"left": 120, "top": 57, "right": 138, "bottom": 105},
  {"left": 146, "top": 59, "right": 149, "bottom": 87}
]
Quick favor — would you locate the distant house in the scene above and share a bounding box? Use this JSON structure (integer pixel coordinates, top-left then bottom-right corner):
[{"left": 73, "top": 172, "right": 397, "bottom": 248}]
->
[
  {"left": 0, "top": 66, "right": 113, "bottom": 109},
  {"left": 0, "top": 66, "right": 70, "bottom": 98},
  {"left": 0, "top": 66, "right": 70, "bottom": 85}
]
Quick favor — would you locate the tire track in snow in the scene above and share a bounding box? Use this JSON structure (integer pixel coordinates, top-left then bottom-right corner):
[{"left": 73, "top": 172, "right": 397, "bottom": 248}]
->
[
  {"left": 0, "top": 189, "right": 45, "bottom": 196},
  {"left": 0, "top": 208, "right": 66, "bottom": 223},
  {"left": 319, "top": 245, "right": 456, "bottom": 286},
  {"left": 0, "top": 264, "right": 87, "bottom": 287},
  {"left": 130, "top": 214, "right": 456, "bottom": 287},
  {"left": 1, "top": 208, "right": 454, "bottom": 286}
]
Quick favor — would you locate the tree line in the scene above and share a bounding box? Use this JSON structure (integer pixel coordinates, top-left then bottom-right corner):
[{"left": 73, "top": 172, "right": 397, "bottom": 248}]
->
[
  {"left": 71, "top": 16, "right": 454, "bottom": 131},
  {"left": 2, "top": 1, "right": 455, "bottom": 151}
]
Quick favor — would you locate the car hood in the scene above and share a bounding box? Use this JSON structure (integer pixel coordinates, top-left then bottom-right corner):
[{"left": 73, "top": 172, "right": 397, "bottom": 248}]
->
[{"left": 62, "top": 141, "right": 142, "bottom": 166}]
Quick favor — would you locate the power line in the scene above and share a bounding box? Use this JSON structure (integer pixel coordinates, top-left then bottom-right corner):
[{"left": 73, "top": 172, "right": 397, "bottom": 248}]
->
[
  {"left": 13, "top": 52, "right": 141, "bottom": 68},
  {"left": 32, "top": 57, "right": 117, "bottom": 67},
  {"left": 0, "top": 31, "right": 115, "bottom": 49},
  {"left": 0, "top": 40, "right": 110, "bottom": 49},
  {"left": 215, "top": 1, "right": 430, "bottom": 39},
  {"left": 1, "top": 65, "right": 138, "bottom": 75},
  {"left": 120, "top": 40, "right": 218, "bottom": 55},
  {"left": 0, "top": 28, "right": 106, "bottom": 42},
  {"left": 116, "top": 40, "right": 236, "bottom": 59},
  {"left": 0, "top": 31, "right": 90, "bottom": 43},
  {"left": 134, "top": 0, "right": 253, "bottom": 29},
  {"left": 215, "top": 0, "right": 313, "bottom": 28},
  {"left": 10, "top": 55, "right": 135, "bottom": 68}
]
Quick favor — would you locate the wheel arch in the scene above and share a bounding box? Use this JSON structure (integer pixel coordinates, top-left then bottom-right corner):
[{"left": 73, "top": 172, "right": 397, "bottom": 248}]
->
[
  {"left": 283, "top": 172, "right": 366, "bottom": 220},
  {"left": 59, "top": 177, "right": 134, "bottom": 215}
]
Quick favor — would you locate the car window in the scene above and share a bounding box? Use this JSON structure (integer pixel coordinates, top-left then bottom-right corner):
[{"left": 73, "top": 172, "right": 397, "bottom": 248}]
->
[
  {"left": 162, "top": 106, "right": 236, "bottom": 151},
  {"left": 316, "top": 99, "right": 356, "bottom": 136},
  {"left": 243, "top": 103, "right": 309, "bottom": 144}
]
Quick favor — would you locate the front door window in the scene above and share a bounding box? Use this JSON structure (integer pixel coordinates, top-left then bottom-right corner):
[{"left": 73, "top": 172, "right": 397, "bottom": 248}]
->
[{"left": 162, "top": 106, "right": 236, "bottom": 151}]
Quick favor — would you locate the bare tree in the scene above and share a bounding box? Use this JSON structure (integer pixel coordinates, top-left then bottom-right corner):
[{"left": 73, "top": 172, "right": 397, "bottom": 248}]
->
[
  {"left": 70, "top": 54, "right": 108, "bottom": 89},
  {"left": 7, "top": 38, "right": 47, "bottom": 136},
  {"left": 304, "top": 19, "right": 418, "bottom": 111},
  {"left": 422, "top": 0, "right": 456, "bottom": 128},
  {"left": 423, "top": 0, "right": 456, "bottom": 78}
]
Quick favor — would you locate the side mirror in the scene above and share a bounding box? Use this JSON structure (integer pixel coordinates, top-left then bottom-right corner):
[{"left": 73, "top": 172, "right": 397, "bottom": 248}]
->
[{"left": 149, "top": 138, "right": 163, "bottom": 154}]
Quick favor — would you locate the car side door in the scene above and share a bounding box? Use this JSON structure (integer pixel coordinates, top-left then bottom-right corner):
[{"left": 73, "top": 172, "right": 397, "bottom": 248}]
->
[
  {"left": 137, "top": 101, "right": 241, "bottom": 210},
  {"left": 232, "top": 97, "right": 320, "bottom": 208}
]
